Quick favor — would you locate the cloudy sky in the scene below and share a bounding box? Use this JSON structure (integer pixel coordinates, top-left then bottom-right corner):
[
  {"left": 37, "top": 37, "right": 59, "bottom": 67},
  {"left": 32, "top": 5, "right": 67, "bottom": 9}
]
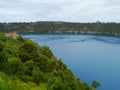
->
[{"left": 0, "top": 0, "right": 120, "bottom": 22}]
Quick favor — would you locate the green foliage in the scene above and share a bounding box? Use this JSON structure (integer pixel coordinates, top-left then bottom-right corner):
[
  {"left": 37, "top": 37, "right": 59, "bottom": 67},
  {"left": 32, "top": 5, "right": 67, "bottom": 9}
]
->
[
  {"left": 6, "top": 57, "right": 24, "bottom": 76},
  {"left": 16, "top": 80, "right": 47, "bottom": 90},
  {"left": 0, "top": 51, "right": 8, "bottom": 69},
  {"left": 0, "top": 72, "right": 16, "bottom": 90},
  {"left": 0, "top": 32, "right": 97, "bottom": 90},
  {"left": 24, "top": 60, "right": 35, "bottom": 76},
  {"left": 32, "top": 67, "right": 44, "bottom": 84},
  {"left": 92, "top": 80, "right": 101, "bottom": 88},
  {"left": 18, "top": 40, "right": 39, "bottom": 62},
  {"left": 17, "top": 36, "right": 25, "bottom": 42},
  {"left": 39, "top": 46, "right": 53, "bottom": 58},
  {"left": 47, "top": 76, "right": 67, "bottom": 90},
  {"left": 0, "top": 42, "right": 3, "bottom": 52},
  {"left": 80, "top": 82, "right": 92, "bottom": 90},
  {"left": 47, "top": 59, "right": 58, "bottom": 72},
  {"left": 0, "top": 32, "right": 8, "bottom": 42},
  {"left": 37, "top": 54, "right": 49, "bottom": 72},
  {"left": 18, "top": 48, "right": 31, "bottom": 62},
  {"left": 21, "top": 40, "right": 38, "bottom": 53},
  {"left": 57, "top": 59, "right": 67, "bottom": 71}
]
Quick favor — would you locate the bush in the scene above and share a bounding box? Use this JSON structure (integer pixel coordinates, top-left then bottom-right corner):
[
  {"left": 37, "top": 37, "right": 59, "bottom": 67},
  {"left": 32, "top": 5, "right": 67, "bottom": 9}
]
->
[
  {"left": 6, "top": 57, "right": 24, "bottom": 76},
  {"left": 47, "top": 76, "right": 67, "bottom": 90},
  {"left": 92, "top": 80, "right": 101, "bottom": 88},
  {"left": 0, "top": 42, "right": 3, "bottom": 52},
  {"left": 39, "top": 46, "right": 53, "bottom": 58},
  {"left": 0, "top": 72, "right": 16, "bottom": 90},
  {"left": 32, "top": 67, "right": 45, "bottom": 84}
]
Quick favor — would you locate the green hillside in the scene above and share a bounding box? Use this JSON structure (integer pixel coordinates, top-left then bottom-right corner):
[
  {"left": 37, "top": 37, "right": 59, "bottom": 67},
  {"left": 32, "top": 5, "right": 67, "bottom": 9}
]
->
[
  {"left": 0, "top": 32, "right": 100, "bottom": 90},
  {"left": 0, "top": 21, "right": 120, "bottom": 36}
]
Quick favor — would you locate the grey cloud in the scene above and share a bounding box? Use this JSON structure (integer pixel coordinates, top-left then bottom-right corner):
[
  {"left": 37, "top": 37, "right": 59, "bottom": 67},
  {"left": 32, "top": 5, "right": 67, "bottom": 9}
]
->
[
  {"left": 0, "top": 0, "right": 120, "bottom": 22},
  {"left": 104, "top": 0, "right": 120, "bottom": 7}
]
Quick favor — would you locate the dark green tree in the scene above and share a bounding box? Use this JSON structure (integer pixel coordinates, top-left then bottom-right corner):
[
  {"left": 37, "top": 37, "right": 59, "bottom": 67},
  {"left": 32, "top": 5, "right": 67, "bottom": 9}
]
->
[
  {"left": 6, "top": 57, "right": 24, "bottom": 76},
  {"left": 0, "top": 42, "right": 3, "bottom": 52},
  {"left": 0, "top": 51, "right": 8, "bottom": 70},
  {"left": 18, "top": 40, "right": 39, "bottom": 62},
  {"left": 36, "top": 54, "right": 49, "bottom": 72},
  {"left": 17, "top": 36, "right": 25, "bottom": 42},
  {"left": 92, "top": 80, "right": 101, "bottom": 88},
  {"left": 39, "top": 46, "right": 53, "bottom": 58},
  {"left": 32, "top": 67, "right": 44, "bottom": 84},
  {"left": 47, "top": 76, "right": 67, "bottom": 90},
  {"left": 80, "top": 82, "right": 91, "bottom": 90}
]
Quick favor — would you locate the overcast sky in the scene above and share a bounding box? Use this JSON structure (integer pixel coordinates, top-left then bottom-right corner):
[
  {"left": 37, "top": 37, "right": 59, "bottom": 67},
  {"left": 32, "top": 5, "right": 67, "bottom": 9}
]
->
[{"left": 0, "top": 0, "right": 120, "bottom": 22}]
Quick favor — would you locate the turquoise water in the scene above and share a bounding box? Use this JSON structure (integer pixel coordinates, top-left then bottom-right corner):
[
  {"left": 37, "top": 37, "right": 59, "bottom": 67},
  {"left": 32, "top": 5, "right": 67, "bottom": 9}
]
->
[{"left": 21, "top": 34, "right": 120, "bottom": 90}]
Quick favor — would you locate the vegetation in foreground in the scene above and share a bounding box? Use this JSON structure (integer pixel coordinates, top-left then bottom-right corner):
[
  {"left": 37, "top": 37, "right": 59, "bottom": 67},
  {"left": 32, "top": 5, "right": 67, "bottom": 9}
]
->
[{"left": 0, "top": 32, "right": 100, "bottom": 90}]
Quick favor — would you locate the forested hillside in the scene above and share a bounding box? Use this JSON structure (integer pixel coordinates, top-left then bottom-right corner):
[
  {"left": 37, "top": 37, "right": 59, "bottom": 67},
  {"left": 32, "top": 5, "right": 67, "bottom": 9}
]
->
[
  {"left": 0, "top": 21, "right": 120, "bottom": 36},
  {"left": 0, "top": 32, "right": 100, "bottom": 90}
]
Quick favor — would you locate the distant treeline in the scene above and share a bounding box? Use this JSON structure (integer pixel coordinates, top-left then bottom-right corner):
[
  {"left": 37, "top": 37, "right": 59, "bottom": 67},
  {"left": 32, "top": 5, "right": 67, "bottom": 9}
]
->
[{"left": 0, "top": 21, "right": 120, "bottom": 36}]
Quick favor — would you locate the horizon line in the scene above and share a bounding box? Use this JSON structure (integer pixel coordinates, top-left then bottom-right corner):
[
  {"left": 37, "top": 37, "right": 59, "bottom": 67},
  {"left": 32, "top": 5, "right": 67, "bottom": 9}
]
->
[{"left": 0, "top": 21, "right": 120, "bottom": 23}]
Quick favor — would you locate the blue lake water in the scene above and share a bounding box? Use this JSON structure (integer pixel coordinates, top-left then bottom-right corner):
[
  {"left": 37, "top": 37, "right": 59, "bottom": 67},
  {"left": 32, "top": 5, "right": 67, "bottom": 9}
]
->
[{"left": 21, "top": 34, "right": 120, "bottom": 90}]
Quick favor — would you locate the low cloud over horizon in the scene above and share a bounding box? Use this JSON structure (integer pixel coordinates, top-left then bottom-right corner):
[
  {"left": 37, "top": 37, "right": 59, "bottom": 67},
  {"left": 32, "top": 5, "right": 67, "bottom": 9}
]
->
[{"left": 0, "top": 0, "right": 120, "bottom": 22}]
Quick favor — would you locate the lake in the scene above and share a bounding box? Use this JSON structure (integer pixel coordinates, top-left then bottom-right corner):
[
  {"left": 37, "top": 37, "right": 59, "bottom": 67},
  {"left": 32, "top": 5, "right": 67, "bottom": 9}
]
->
[{"left": 21, "top": 34, "right": 120, "bottom": 90}]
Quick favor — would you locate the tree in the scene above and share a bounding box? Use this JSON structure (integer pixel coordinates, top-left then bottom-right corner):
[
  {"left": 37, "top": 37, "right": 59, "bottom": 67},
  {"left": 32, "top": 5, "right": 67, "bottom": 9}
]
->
[
  {"left": 36, "top": 54, "right": 49, "bottom": 72},
  {"left": 92, "top": 80, "right": 101, "bottom": 88},
  {"left": 0, "top": 42, "right": 3, "bottom": 52},
  {"left": 32, "top": 67, "right": 44, "bottom": 84},
  {"left": 80, "top": 82, "right": 91, "bottom": 90},
  {"left": 20, "top": 40, "right": 38, "bottom": 54},
  {"left": 18, "top": 48, "right": 31, "bottom": 62},
  {"left": 24, "top": 60, "right": 34, "bottom": 76},
  {"left": 0, "top": 51, "right": 8, "bottom": 70},
  {"left": 18, "top": 40, "right": 39, "bottom": 62},
  {"left": 39, "top": 46, "right": 53, "bottom": 58},
  {"left": 6, "top": 57, "right": 24, "bottom": 76},
  {"left": 0, "top": 72, "right": 16, "bottom": 90},
  {"left": 47, "top": 76, "right": 67, "bottom": 90},
  {"left": 17, "top": 36, "right": 25, "bottom": 42}
]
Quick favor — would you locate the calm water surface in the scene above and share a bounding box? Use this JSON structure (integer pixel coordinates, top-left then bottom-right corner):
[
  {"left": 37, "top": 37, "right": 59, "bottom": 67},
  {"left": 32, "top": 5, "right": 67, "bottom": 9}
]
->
[{"left": 21, "top": 34, "right": 120, "bottom": 90}]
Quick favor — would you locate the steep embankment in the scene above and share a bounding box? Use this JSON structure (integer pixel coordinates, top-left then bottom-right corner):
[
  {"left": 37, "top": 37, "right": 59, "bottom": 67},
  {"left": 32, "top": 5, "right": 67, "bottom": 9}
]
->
[{"left": 0, "top": 32, "right": 98, "bottom": 90}]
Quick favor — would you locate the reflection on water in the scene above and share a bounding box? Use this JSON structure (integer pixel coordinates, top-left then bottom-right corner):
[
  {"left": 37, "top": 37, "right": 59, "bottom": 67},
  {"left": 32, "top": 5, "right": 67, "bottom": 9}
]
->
[
  {"left": 39, "top": 36, "right": 67, "bottom": 41},
  {"left": 22, "top": 34, "right": 120, "bottom": 45},
  {"left": 70, "top": 39, "right": 86, "bottom": 42},
  {"left": 91, "top": 36, "right": 120, "bottom": 44}
]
